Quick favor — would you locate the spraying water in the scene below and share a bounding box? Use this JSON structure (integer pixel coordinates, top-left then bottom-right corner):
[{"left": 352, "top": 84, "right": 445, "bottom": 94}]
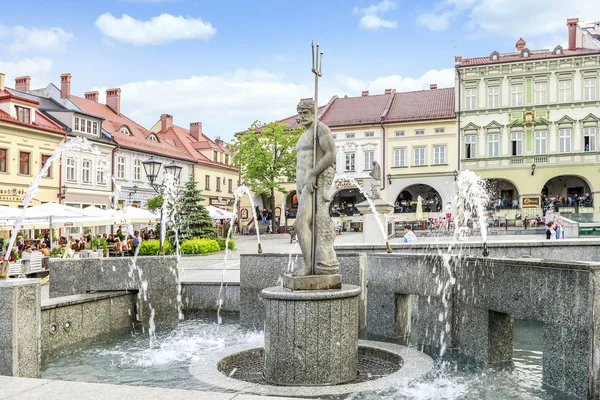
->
[
  {"left": 216, "top": 185, "right": 258, "bottom": 331},
  {"left": 332, "top": 176, "right": 389, "bottom": 247},
  {"left": 454, "top": 170, "right": 490, "bottom": 242},
  {"left": 5, "top": 137, "right": 109, "bottom": 260}
]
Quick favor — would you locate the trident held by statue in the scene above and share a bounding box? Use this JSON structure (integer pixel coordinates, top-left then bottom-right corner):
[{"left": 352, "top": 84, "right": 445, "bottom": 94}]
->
[{"left": 310, "top": 41, "right": 323, "bottom": 275}]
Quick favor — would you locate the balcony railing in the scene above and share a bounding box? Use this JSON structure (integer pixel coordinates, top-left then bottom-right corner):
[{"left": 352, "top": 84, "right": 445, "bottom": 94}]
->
[{"left": 462, "top": 151, "right": 600, "bottom": 169}]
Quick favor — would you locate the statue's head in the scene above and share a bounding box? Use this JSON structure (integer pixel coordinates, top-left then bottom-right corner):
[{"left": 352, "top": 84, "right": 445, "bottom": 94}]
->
[{"left": 297, "top": 99, "right": 315, "bottom": 127}]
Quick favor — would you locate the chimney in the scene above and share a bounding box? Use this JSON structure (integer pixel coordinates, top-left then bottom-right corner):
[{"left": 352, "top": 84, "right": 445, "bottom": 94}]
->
[
  {"left": 84, "top": 91, "right": 99, "bottom": 102},
  {"left": 0, "top": 73, "right": 5, "bottom": 91},
  {"left": 190, "top": 122, "right": 202, "bottom": 140},
  {"left": 515, "top": 38, "right": 526, "bottom": 51},
  {"left": 60, "top": 73, "right": 71, "bottom": 99},
  {"left": 15, "top": 76, "right": 30, "bottom": 92},
  {"left": 455, "top": 56, "right": 462, "bottom": 64},
  {"left": 215, "top": 136, "right": 225, "bottom": 147},
  {"left": 106, "top": 88, "right": 121, "bottom": 115},
  {"left": 430, "top": 84, "right": 437, "bottom": 90},
  {"left": 362, "top": 90, "right": 369, "bottom": 96},
  {"left": 160, "top": 113, "right": 173, "bottom": 132},
  {"left": 567, "top": 18, "right": 579, "bottom": 51},
  {"left": 384, "top": 88, "right": 392, "bottom": 94}
]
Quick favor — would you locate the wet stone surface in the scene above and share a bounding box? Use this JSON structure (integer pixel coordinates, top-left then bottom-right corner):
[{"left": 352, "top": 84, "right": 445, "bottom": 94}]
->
[{"left": 219, "top": 346, "right": 402, "bottom": 385}]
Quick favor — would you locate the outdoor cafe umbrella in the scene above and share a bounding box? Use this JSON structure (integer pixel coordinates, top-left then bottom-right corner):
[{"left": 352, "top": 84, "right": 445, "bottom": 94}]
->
[
  {"left": 118, "top": 206, "right": 160, "bottom": 224},
  {"left": 206, "top": 205, "right": 236, "bottom": 220},
  {"left": 415, "top": 195, "right": 424, "bottom": 220}
]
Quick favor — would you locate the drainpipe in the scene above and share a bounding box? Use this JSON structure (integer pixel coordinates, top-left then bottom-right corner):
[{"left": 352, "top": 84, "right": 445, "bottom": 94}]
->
[
  {"left": 456, "top": 66, "right": 462, "bottom": 173},
  {"left": 57, "top": 130, "right": 68, "bottom": 205},
  {"left": 111, "top": 143, "right": 120, "bottom": 234},
  {"left": 380, "top": 121, "right": 386, "bottom": 192}
]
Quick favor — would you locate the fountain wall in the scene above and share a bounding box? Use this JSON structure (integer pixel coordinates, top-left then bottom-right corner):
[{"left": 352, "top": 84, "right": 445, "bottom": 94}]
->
[
  {"left": 49, "top": 256, "right": 179, "bottom": 327},
  {"left": 0, "top": 279, "right": 40, "bottom": 378},
  {"left": 367, "top": 253, "right": 600, "bottom": 399},
  {"left": 41, "top": 291, "right": 136, "bottom": 351},
  {"left": 336, "top": 239, "right": 600, "bottom": 262}
]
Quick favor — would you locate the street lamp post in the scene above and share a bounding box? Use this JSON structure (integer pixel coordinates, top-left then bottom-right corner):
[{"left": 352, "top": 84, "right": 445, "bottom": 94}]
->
[{"left": 142, "top": 156, "right": 183, "bottom": 255}]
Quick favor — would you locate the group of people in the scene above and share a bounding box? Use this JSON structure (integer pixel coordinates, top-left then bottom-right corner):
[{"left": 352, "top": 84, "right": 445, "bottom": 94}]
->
[{"left": 545, "top": 217, "right": 566, "bottom": 240}]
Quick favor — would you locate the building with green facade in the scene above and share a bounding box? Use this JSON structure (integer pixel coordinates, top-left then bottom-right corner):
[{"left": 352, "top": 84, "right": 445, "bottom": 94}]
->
[{"left": 456, "top": 18, "right": 600, "bottom": 223}]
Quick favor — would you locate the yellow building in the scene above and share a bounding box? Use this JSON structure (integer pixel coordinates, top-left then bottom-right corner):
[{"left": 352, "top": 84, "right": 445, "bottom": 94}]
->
[
  {"left": 384, "top": 87, "right": 456, "bottom": 219},
  {"left": 0, "top": 73, "right": 64, "bottom": 208},
  {"left": 236, "top": 87, "right": 457, "bottom": 230}
]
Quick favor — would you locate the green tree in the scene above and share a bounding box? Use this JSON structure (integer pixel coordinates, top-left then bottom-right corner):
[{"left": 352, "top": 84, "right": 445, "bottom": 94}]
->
[
  {"left": 174, "top": 171, "right": 216, "bottom": 241},
  {"left": 231, "top": 121, "right": 301, "bottom": 232}
]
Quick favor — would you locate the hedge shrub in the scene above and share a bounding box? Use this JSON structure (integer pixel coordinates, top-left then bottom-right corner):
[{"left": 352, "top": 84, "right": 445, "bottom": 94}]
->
[
  {"left": 138, "top": 240, "right": 175, "bottom": 256},
  {"left": 217, "top": 238, "right": 236, "bottom": 250},
  {"left": 180, "top": 238, "right": 220, "bottom": 255}
]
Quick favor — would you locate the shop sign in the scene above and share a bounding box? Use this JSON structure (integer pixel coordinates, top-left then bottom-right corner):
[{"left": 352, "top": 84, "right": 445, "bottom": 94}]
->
[
  {"left": 0, "top": 187, "right": 26, "bottom": 202},
  {"left": 522, "top": 196, "right": 540, "bottom": 208},
  {"left": 64, "top": 222, "right": 73, "bottom": 227},
  {"left": 210, "top": 196, "right": 229, "bottom": 206},
  {"left": 335, "top": 179, "right": 363, "bottom": 189}
]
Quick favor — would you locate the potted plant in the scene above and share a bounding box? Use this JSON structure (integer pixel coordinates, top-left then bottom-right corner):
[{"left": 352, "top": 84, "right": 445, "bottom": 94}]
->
[{"left": 90, "top": 237, "right": 109, "bottom": 256}]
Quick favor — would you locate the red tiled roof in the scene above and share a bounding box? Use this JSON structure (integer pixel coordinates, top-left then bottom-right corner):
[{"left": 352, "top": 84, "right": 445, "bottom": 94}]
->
[
  {"left": 70, "top": 95, "right": 195, "bottom": 162},
  {"left": 235, "top": 105, "right": 327, "bottom": 135},
  {"left": 321, "top": 93, "right": 394, "bottom": 127},
  {"left": 0, "top": 105, "right": 65, "bottom": 135},
  {"left": 384, "top": 87, "right": 455, "bottom": 123},
  {"left": 158, "top": 124, "right": 238, "bottom": 171},
  {"left": 0, "top": 89, "right": 39, "bottom": 106},
  {"left": 237, "top": 89, "right": 454, "bottom": 134},
  {"left": 458, "top": 48, "right": 600, "bottom": 67}
]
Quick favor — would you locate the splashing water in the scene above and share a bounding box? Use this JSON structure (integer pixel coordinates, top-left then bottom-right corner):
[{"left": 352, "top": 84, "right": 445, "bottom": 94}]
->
[
  {"left": 454, "top": 170, "right": 490, "bottom": 242},
  {"left": 333, "top": 176, "right": 387, "bottom": 244},
  {"left": 216, "top": 185, "right": 257, "bottom": 331},
  {"left": 5, "top": 137, "right": 110, "bottom": 259}
]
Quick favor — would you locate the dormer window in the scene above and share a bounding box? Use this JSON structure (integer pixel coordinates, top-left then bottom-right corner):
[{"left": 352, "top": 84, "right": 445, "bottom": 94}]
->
[
  {"left": 520, "top": 48, "right": 530, "bottom": 58},
  {"left": 15, "top": 106, "right": 31, "bottom": 124},
  {"left": 148, "top": 134, "right": 158, "bottom": 142},
  {"left": 490, "top": 51, "right": 499, "bottom": 61},
  {"left": 74, "top": 116, "right": 98, "bottom": 136},
  {"left": 119, "top": 126, "right": 131, "bottom": 135},
  {"left": 553, "top": 45, "right": 563, "bottom": 55}
]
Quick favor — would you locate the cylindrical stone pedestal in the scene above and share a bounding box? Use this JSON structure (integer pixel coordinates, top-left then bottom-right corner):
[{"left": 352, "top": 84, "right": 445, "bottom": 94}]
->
[{"left": 261, "top": 284, "right": 360, "bottom": 386}]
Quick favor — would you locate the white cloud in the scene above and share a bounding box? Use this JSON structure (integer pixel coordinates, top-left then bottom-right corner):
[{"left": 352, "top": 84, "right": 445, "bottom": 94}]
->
[
  {"left": 359, "top": 15, "right": 398, "bottom": 29},
  {"left": 95, "top": 13, "right": 216, "bottom": 45},
  {"left": 85, "top": 67, "right": 454, "bottom": 140},
  {"left": 0, "top": 58, "right": 54, "bottom": 87},
  {"left": 0, "top": 25, "right": 73, "bottom": 53},
  {"left": 418, "top": 0, "right": 600, "bottom": 41},
  {"left": 353, "top": 0, "right": 398, "bottom": 30},
  {"left": 336, "top": 68, "right": 454, "bottom": 94}
]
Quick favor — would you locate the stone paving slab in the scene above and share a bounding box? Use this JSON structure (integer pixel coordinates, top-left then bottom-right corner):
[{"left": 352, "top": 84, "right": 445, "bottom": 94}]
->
[{"left": 0, "top": 376, "right": 296, "bottom": 400}]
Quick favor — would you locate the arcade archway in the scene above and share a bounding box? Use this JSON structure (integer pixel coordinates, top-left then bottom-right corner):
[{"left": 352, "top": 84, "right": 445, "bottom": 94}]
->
[
  {"left": 329, "top": 188, "right": 366, "bottom": 217},
  {"left": 541, "top": 175, "right": 593, "bottom": 208},
  {"left": 284, "top": 191, "right": 298, "bottom": 219},
  {"left": 394, "top": 184, "right": 442, "bottom": 213},
  {"left": 485, "top": 178, "right": 520, "bottom": 209}
]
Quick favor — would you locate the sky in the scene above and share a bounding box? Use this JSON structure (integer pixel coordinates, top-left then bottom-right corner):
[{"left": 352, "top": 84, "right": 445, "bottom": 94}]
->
[{"left": 0, "top": 0, "right": 598, "bottom": 140}]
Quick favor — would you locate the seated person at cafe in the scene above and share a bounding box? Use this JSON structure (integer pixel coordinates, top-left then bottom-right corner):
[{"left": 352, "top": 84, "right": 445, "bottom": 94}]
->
[{"left": 40, "top": 243, "right": 50, "bottom": 257}]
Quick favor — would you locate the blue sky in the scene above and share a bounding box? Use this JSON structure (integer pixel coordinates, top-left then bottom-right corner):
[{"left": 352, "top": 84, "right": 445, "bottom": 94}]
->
[{"left": 0, "top": 0, "right": 596, "bottom": 139}]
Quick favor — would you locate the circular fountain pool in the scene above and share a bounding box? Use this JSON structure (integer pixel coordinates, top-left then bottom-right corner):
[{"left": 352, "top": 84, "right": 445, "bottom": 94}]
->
[
  {"left": 41, "top": 316, "right": 568, "bottom": 399},
  {"left": 189, "top": 340, "right": 432, "bottom": 397}
]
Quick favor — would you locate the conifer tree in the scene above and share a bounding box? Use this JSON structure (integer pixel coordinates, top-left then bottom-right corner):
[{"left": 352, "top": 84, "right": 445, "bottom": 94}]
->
[{"left": 175, "top": 171, "right": 216, "bottom": 240}]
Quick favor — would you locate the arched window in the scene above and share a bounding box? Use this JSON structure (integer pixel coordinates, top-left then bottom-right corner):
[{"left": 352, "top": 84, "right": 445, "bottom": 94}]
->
[
  {"left": 119, "top": 126, "right": 131, "bottom": 135},
  {"left": 148, "top": 134, "right": 158, "bottom": 142}
]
